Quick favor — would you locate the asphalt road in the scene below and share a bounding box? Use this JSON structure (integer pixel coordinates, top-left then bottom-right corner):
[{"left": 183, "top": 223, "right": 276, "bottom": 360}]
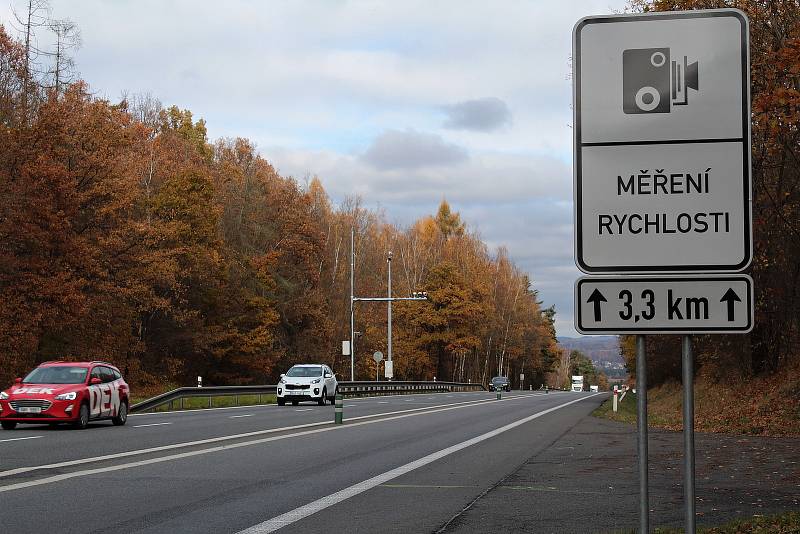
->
[{"left": 0, "top": 390, "right": 605, "bottom": 533}]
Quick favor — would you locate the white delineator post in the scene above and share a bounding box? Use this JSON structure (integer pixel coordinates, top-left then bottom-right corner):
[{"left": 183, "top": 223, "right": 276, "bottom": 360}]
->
[{"left": 613, "top": 385, "right": 619, "bottom": 412}]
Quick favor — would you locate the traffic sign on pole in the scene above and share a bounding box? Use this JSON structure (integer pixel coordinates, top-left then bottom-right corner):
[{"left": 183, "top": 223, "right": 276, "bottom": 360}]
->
[
  {"left": 384, "top": 360, "right": 393, "bottom": 379},
  {"left": 575, "top": 275, "right": 753, "bottom": 334},
  {"left": 573, "top": 10, "right": 751, "bottom": 273}
]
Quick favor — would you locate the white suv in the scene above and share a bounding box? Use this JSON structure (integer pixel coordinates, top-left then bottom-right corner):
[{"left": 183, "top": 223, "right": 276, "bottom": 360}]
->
[{"left": 277, "top": 364, "right": 338, "bottom": 406}]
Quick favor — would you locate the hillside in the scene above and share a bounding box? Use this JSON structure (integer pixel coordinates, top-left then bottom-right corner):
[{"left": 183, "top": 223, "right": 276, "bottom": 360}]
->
[{"left": 558, "top": 336, "right": 626, "bottom": 378}]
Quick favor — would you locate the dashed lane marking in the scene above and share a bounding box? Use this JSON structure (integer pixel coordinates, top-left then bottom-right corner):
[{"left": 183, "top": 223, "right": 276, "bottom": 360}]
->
[{"left": 0, "top": 436, "right": 43, "bottom": 444}]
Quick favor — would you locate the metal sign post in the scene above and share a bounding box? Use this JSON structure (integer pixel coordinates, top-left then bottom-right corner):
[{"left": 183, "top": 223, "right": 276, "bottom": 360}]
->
[
  {"left": 683, "top": 335, "right": 696, "bottom": 532},
  {"left": 636, "top": 335, "right": 648, "bottom": 533},
  {"left": 373, "top": 351, "right": 383, "bottom": 382}
]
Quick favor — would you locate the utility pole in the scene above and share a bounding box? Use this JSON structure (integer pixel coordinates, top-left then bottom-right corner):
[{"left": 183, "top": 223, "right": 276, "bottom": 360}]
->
[
  {"left": 387, "top": 251, "right": 392, "bottom": 368},
  {"left": 350, "top": 245, "right": 427, "bottom": 381},
  {"left": 350, "top": 228, "right": 355, "bottom": 381}
]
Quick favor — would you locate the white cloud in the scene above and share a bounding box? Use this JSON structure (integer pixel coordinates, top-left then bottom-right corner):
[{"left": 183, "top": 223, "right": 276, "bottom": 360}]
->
[
  {"left": 361, "top": 129, "right": 469, "bottom": 170},
  {"left": 442, "top": 97, "right": 512, "bottom": 132}
]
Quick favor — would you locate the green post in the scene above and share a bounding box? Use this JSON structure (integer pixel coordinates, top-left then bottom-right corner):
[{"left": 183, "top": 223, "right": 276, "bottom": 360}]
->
[
  {"left": 335, "top": 393, "right": 343, "bottom": 424},
  {"left": 496, "top": 390, "right": 501, "bottom": 400}
]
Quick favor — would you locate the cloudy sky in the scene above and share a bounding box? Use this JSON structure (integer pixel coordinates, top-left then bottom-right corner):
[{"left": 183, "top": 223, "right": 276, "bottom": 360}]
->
[{"left": 1, "top": 0, "right": 629, "bottom": 337}]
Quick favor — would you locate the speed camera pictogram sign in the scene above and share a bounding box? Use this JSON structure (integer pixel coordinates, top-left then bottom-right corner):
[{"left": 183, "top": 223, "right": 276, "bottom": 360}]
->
[{"left": 572, "top": 9, "right": 751, "bottom": 273}]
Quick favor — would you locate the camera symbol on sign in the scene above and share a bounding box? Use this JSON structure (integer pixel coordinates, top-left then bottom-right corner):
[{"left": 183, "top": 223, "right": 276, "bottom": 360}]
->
[{"left": 623, "top": 48, "right": 699, "bottom": 114}]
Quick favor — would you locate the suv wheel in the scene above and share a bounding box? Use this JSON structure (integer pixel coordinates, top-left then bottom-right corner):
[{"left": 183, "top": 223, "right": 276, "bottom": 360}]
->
[
  {"left": 318, "top": 388, "right": 327, "bottom": 406},
  {"left": 74, "top": 403, "right": 89, "bottom": 430},
  {"left": 277, "top": 398, "right": 286, "bottom": 406},
  {"left": 1, "top": 421, "right": 17, "bottom": 430},
  {"left": 291, "top": 400, "right": 299, "bottom": 406},
  {"left": 112, "top": 401, "right": 128, "bottom": 426}
]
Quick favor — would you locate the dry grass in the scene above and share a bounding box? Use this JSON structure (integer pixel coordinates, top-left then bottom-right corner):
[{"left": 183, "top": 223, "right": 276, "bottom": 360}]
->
[{"left": 595, "top": 365, "right": 800, "bottom": 437}]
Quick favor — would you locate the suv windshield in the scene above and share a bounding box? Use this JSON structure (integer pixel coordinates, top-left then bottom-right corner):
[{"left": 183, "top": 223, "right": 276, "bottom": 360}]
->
[
  {"left": 492, "top": 377, "right": 507, "bottom": 383},
  {"left": 286, "top": 366, "right": 322, "bottom": 378},
  {"left": 23, "top": 366, "right": 88, "bottom": 384}
]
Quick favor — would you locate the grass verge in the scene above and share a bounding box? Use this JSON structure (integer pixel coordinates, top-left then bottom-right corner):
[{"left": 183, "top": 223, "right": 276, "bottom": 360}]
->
[
  {"left": 592, "top": 391, "right": 638, "bottom": 424},
  {"left": 593, "top": 369, "right": 800, "bottom": 437},
  {"left": 130, "top": 394, "right": 277, "bottom": 412}
]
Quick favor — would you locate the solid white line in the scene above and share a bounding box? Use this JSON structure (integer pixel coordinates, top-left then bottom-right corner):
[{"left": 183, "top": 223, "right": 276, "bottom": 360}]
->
[
  {"left": 237, "top": 393, "right": 604, "bottom": 533},
  {"left": 0, "top": 393, "right": 578, "bottom": 493},
  {"left": 0, "top": 436, "right": 43, "bottom": 444},
  {"left": 230, "top": 414, "right": 254, "bottom": 419},
  {"left": 132, "top": 422, "right": 172, "bottom": 428},
  {"left": 130, "top": 403, "right": 278, "bottom": 417},
  {"left": 0, "top": 396, "right": 522, "bottom": 480},
  {"left": 294, "top": 409, "right": 313, "bottom": 412}
]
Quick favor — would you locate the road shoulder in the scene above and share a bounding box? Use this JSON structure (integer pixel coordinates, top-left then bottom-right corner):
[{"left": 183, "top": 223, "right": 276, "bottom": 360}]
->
[{"left": 442, "top": 414, "right": 800, "bottom": 533}]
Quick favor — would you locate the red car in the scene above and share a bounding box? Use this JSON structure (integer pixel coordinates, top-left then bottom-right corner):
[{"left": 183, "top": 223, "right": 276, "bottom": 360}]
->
[{"left": 0, "top": 361, "right": 130, "bottom": 430}]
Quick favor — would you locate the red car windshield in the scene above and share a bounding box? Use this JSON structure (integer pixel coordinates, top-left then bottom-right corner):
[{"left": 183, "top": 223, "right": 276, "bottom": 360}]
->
[{"left": 23, "top": 366, "right": 88, "bottom": 384}]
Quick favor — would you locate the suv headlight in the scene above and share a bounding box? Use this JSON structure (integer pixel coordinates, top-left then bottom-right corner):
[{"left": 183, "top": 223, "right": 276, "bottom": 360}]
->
[
  {"left": 278, "top": 377, "right": 285, "bottom": 384},
  {"left": 311, "top": 378, "right": 321, "bottom": 384},
  {"left": 0, "top": 391, "right": 8, "bottom": 400},
  {"left": 55, "top": 392, "right": 77, "bottom": 401}
]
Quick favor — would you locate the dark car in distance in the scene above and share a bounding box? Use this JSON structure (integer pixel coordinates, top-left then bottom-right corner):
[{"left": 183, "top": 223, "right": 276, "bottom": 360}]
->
[{"left": 488, "top": 376, "right": 511, "bottom": 392}]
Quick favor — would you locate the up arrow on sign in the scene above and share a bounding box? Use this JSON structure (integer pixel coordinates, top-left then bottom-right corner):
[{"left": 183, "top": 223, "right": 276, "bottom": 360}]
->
[
  {"left": 587, "top": 288, "right": 608, "bottom": 321},
  {"left": 720, "top": 287, "right": 742, "bottom": 321}
]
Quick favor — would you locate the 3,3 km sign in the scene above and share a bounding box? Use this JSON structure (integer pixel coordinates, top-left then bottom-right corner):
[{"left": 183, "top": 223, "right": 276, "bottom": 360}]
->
[{"left": 575, "top": 275, "right": 753, "bottom": 334}]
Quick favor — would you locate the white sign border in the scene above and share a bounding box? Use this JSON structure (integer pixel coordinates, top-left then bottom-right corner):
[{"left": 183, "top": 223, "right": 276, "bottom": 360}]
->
[
  {"left": 574, "top": 274, "right": 754, "bottom": 334},
  {"left": 572, "top": 9, "right": 752, "bottom": 274}
]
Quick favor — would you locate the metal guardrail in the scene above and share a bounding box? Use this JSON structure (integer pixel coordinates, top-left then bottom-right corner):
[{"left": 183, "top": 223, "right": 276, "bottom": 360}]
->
[
  {"left": 130, "top": 385, "right": 277, "bottom": 413},
  {"left": 338, "top": 380, "right": 485, "bottom": 395},
  {"left": 130, "top": 380, "right": 485, "bottom": 413}
]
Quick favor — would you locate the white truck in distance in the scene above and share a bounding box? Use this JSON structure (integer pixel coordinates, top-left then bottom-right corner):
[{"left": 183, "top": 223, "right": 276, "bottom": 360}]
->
[{"left": 571, "top": 375, "right": 584, "bottom": 392}]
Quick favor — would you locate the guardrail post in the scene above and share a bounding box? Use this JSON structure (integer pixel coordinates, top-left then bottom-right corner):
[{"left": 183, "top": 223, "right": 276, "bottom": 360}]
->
[
  {"left": 335, "top": 393, "right": 343, "bottom": 424},
  {"left": 208, "top": 396, "right": 212, "bottom": 409}
]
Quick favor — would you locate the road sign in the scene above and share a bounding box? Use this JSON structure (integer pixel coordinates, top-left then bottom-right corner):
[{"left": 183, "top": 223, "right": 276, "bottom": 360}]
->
[
  {"left": 384, "top": 360, "right": 393, "bottom": 379},
  {"left": 573, "top": 10, "right": 751, "bottom": 273},
  {"left": 342, "top": 341, "right": 350, "bottom": 356},
  {"left": 373, "top": 351, "right": 383, "bottom": 363},
  {"left": 575, "top": 275, "right": 753, "bottom": 334}
]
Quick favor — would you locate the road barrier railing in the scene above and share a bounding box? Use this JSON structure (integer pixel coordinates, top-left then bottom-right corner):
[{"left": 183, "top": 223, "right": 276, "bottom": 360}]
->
[
  {"left": 337, "top": 380, "right": 485, "bottom": 396},
  {"left": 130, "top": 385, "right": 277, "bottom": 413},
  {"left": 130, "top": 380, "right": 486, "bottom": 414}
]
